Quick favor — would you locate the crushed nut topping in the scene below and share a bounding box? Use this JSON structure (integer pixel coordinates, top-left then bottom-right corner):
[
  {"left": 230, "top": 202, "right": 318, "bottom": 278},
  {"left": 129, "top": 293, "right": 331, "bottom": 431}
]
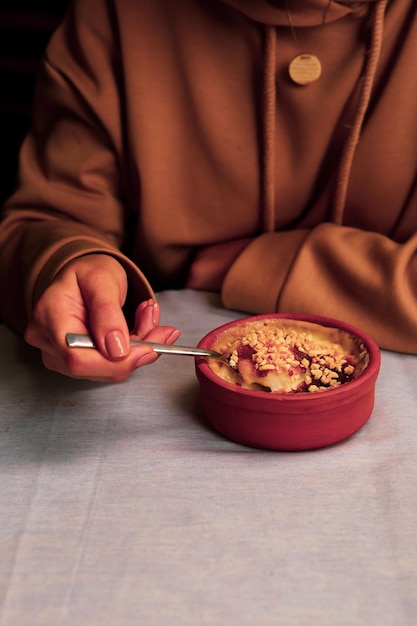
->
[{"left": 209, "top": 318, "right": 369, "bottom": 394}]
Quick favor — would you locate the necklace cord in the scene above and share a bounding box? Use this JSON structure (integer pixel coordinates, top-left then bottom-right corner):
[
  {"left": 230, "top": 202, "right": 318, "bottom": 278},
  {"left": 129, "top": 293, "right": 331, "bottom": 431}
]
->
[{"left": 285, "top": 0, "right": 333, "bottom": 45}]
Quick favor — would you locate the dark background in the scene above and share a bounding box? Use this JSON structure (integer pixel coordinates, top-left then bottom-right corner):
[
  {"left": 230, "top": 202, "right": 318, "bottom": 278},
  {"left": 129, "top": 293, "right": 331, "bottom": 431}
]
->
[{"left": 0, "top": 1, "right": 69, "bottom": 206}]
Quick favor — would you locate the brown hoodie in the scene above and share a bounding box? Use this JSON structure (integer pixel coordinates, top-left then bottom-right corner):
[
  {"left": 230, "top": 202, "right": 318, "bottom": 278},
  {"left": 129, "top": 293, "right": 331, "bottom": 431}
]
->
[{"left": 1, "top": 0, "right": 416, "bottom": 352}]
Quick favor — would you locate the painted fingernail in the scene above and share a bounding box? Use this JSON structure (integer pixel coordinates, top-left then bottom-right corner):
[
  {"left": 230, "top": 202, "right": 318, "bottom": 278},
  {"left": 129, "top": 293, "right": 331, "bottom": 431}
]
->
[
  {"left": 137, "top": 300, "right": 149, "bottom": 314},
  {"left": 135, "top": 350, "right": 156, "bottom": 368},
  {"left": 152, "top": 302, "right": 160, "bottom": 325},
  {"left": 105, "top": 330, "right": 128, "bottom": 358},
  {"left": 167, "top": 329, "right": 181, "bottom": 342}
]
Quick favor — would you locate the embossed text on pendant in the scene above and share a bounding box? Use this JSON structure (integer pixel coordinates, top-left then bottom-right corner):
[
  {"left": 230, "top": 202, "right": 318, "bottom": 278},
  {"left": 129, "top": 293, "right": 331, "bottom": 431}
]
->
[{"left": 288, "top": 53, "right": 322, "bottom": 85}]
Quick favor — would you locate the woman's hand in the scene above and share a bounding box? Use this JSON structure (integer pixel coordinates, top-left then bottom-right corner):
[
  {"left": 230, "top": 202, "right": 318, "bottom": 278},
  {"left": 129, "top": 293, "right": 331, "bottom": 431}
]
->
[
  {"left": 186, "top": 238, "right": 252, "bottom": 291},
  {"left": 24, "top": 254, "right": 180, "bottom": 382}
]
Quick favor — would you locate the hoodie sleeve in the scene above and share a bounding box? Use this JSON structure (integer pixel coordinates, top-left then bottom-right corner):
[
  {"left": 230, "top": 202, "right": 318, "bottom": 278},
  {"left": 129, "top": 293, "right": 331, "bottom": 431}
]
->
[
  {"left": 0, "top": 1, "right": 153, "bottom": 333},
  {"left": 221, "top": 224, "right": 417, "bottom": 354}
]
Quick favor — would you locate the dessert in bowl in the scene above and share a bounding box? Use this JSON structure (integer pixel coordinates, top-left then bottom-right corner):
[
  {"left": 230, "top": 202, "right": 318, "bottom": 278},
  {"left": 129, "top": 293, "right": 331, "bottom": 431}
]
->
[{"left": 195, "top": 313, "right": 381, "bottom": 451}]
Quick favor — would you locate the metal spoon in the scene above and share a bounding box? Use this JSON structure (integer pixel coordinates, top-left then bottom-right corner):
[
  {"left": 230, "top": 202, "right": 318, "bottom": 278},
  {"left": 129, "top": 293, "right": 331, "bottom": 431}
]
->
[{"left": 66, "top": 332, "right": 224, "bottom": 360}]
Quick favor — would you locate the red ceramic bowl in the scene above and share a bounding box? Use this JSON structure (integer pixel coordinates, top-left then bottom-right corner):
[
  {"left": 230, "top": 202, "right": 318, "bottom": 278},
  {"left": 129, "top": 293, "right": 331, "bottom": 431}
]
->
[{"left": 195, "top": 313, "right": 381, "bottom": 451}]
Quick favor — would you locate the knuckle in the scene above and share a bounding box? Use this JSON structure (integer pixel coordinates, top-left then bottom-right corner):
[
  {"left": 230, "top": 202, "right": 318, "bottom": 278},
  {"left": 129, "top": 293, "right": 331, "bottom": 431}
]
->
[{"left": 63, "top": 350, "right": 87, "bottom": 375}]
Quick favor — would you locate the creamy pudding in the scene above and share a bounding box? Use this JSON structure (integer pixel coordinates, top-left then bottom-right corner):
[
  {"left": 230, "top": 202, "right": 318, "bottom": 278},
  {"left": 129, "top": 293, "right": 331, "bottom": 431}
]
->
[{"left": 208, "top": 318, "right": 369, "bottom": 394}]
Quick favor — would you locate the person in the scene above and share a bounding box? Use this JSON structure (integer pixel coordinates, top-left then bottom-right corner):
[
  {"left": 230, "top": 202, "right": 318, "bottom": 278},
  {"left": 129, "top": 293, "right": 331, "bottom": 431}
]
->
[{"left": 0, "top": 0, "right": 416, "bottom": 382}]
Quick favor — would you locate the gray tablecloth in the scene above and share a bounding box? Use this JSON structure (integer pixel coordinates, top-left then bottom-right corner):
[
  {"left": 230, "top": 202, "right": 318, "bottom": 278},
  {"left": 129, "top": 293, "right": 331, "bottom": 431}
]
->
[{"left": 1, "top": 290, "right": 416, "bottom": 626}]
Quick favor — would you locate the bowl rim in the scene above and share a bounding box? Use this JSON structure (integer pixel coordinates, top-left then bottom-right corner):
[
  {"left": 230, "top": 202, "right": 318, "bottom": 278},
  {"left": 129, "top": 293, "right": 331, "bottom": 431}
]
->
[{"left": 196, "top": 312, "right": 381, "bottom": 402}]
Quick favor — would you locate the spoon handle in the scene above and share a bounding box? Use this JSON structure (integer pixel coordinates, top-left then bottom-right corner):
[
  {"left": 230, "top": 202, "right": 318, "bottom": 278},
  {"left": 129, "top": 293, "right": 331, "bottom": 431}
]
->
[{"left": 66, "top": 333, "right": 221, "bottom": 359}]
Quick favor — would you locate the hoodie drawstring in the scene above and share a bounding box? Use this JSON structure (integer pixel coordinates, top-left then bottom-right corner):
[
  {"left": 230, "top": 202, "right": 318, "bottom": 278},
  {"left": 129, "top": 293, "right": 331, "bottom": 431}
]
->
[
  {"left": 262, "top": 0, "right": 388, "bottom": 231},
  {"left": 262, "top": 25, "right": 277, "bottom": 232},
  {"left": 331, "top": 0, "right": 387, "bottom": 223}
]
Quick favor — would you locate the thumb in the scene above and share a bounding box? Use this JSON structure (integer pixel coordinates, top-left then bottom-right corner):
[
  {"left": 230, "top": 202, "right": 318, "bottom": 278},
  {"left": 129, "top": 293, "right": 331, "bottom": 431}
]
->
[{"left": 77, "top": 256, "right": 131, "bottom": 360}]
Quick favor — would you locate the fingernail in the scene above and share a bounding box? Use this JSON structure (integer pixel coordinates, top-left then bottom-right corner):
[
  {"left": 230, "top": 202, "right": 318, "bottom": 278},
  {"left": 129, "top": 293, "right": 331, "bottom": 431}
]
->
[
  {"left": 137, "top": 300, "right": 149, "bottom": 314},
  {"left": 152, "top": 302, "right": 160, "bottom": 325},
  {"left": 135, "top": 350, "right": 156, "bottom": 368},
  {"left": 167, "top": 329, "right": 181, "bottom": 342},
  {"left": 105, "top": 330, "right": 128, "bottom": 358}
]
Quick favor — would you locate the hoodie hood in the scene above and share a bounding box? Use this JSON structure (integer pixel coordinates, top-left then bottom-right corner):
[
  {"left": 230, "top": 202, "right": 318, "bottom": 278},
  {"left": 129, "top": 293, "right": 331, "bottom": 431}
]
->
[
  {"left": 222, "top": 1, "right": 382, "bottom": 27},
  {"left": 222, "top": 0, "right": 388, "bottom": 230}
]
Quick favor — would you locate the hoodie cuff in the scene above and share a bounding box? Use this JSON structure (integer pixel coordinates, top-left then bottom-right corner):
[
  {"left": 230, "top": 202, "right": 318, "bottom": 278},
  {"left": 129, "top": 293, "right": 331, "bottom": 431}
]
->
[
  {"left": 221, "top": 230, "right": 309, "bottom": 313},
  {"left": 31, "top": 238, "right": 154, "bottom": 312}
]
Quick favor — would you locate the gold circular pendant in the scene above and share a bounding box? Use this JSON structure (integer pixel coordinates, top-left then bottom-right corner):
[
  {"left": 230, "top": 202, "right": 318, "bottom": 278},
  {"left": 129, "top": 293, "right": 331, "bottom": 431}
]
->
[{"left": 288, "top": 54, "right": 322, "bottom": 86}]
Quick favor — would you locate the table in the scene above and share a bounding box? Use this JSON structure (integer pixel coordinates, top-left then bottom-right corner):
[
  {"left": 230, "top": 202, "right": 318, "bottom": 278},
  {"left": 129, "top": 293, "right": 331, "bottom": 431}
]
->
[{"left": 1, "top": 290, "right": 416, "bottom": 626}]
